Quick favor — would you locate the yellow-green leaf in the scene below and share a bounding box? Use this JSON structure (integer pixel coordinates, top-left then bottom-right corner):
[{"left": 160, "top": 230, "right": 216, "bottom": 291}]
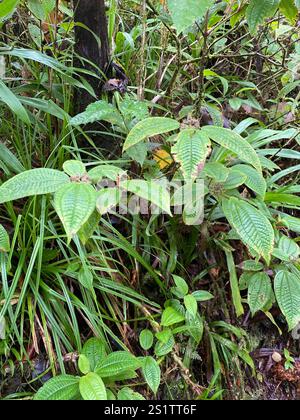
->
[
  {"left": 54, "top": 183, "right": 97, "bottom": 242},
  {"left": 123, "top": 117, "right": 179, "bottom": 152}
]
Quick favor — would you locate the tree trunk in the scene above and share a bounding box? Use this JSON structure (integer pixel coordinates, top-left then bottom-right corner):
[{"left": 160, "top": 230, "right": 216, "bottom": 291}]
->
[{"left": 73, "top": 0, "right": 110, "bottom": 113}]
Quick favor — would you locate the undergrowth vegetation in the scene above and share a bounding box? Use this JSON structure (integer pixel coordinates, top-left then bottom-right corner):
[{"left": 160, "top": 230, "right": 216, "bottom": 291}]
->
[{"left": 0, "top": 0, "right": 300, "bottom": 400}]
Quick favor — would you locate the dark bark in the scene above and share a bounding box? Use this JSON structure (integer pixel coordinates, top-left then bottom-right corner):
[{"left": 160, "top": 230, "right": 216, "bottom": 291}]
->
[{"left": 73, "top": 0, "right": 110, "bottom": 113}]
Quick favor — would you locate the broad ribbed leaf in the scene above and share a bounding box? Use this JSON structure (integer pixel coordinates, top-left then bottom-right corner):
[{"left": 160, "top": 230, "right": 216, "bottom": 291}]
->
[
  {"left": 54, "top": 183, "right": 97, "bottom": 241},
  {"left": 202, "top": 126, "right": 261, "bottom": 171},
  {"left": 34, "top": 375, "right": 80, "bottom": 401},
  {"left": 246, "top": 0, "right": 280, "bottom": 34},
  {"left": 123, "top": 117, "right": 180, "bottom": 151},
  {"left": 142, "top": 357, "right": 161, "bottom": 395},
  {"left": 95, "top": 351, "right": 142, "bottom": 378},
  {"left": 222, "top": 198, "right": 274, "bottom": 263},
  {"left": 234, "top": 164, "right": 267, "bottom": 197},
  {"left": 0, "top": 225, "right": 10, "bottom": 252},
  {"left": 70, "top": 100, "right": 121, "bottom": 126},
  {"left": 276, "top": 235, "right": 300, "bottom": 261},
  {"left": 172, "top": 129, "right": 211, "bottom": 180},
  {"left": 0, "top": 79, "right": 30, "bottom": 124},
  {"left": 79, "top": 373, "right": 107, "bottom": 401},
  {"left": 275, "top": 270, "right": 300, "bottom": 330},
  {"left": 63, "top": 160, "right": 86, "bottom": 177},
  {"left": 82, "top": 338, "right": 107, "bottom": 372},
  {"left": 167, "top": 0, "right": 213, "bottom": 33},
  {"left": 0, "top": 169, "right": 69, "bottom": 204},
  {"left": 155, "top": 334, "right": 175, "bottom": 357},
  {"left": 161, "top": 307, "right": 185, "bottom": 327},
  {"left": 120, "top": 179, "right": 171, "bottom": 215},
  {"left": 248, "top": 272, "right": 274, "bottom": 315},
  {"left": 139, "top": 329, "right": 154, "bottom": 351}
]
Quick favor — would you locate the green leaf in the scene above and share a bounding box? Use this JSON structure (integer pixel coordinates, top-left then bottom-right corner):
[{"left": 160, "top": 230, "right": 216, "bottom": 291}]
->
[
  {"left": 78, "top": 267, "right": 94, "bottom": 290},
  {"left": 142, "top": 356, "right": 161, "bottom": 395},
  {"left": 82, "top": 338, "right": 107, "bottom": 372},
  {"left": 0, "top": 317, "right": 5, "bottom": 340},
  {"left": 167, "top": 0, "right": 213, "bottom": 33},
  {"left": 0, "top": 79, "right": 30, "bottom": 124},
  {"left": 279, "top": 0, "right": 298, "bottom": 23},
  {"left": 222, "top": 198, "right": 274, "bottom": 263},
  {"left": 223, "top": 169, "right": 247, "bottom": 190},
  {"left": 192, "top": 290, "right": 214, "bottom": 302},
  {"left": 105, "top": 370, "right": 138, "bottom": 383},
  {"left": 172, "top": 129, "right": 211, "bottom": 180},
  {"left": 0, "top": 225, "right": 10, "bottom": 253},
  {"left": 0, "top": 0, "right": 20, "bottom": 21},
  {"left": 0, "top": 142, "right": 25, "bottom": 174},
  {"left": 203, "top": 162, "right": 230, "bottom": 183},
  {"left": 184, "top": 294, "right": 198, "bottom": 317},
  {"left": 27, "top": 0, "right": 56, "bottom": 20},
  {"left": 248, "top": 272, "right": 274, "bottom": 315},
  {"left": 106, "top": 390, "right": 116, "bottom": 400},
  {"left": 123, "top": 117, "right": 180, "bottom": 151},
  {"left": 155, "top": 334, "right": 175, "bottom": 357},
  {"left": 233, "top": 164, "right": 267, "bottom": 197},
  {"left": 139, "top": 329, "right": 154, "bottom": 351},
  {"left": 79, "top": 373, "right": 107, "bottom": 401},
  {"left": 155, "top": 329, "right": 172, "bottom": 344},
  {"left": 172, "top": 274, "right": 189, "bottom": 297},
  {"left": 275, "top": 270, "right": 300, "bottom": 330},
  {"left": 202, "top": 126, "right": 262, "bottom": 171},
  {"left": 277, "top": 235, "right": 300, "bottom": 261},
  {"left": 78, "top": 211, "right": 101, "bottom": 245},
  {"left": 95, "top": 351, "right": 142, "bottom": 378},
  {"left": 117, "top": 387, "right": 145, "bottom": 400},
  {"left": 225, "top": 250, "right": 244, "bottom": 317},
  {"left": 34, "top": 375, "right": 80, "bottom": 401},
  {"left": 54, "top": 183, "right": 96, "bottom": 241},
  {"left": 186, "top": 312, "right": 204, "bottom": 343},
  {"left": 78, "top": 355, "right": 91, "bottom": 375},
  {"left": 120, "top": 179, "right": 171, "bottom": 216},
  {"left": 161, "top": 307, "right": 185, "bottom": 327},
  {"left": 240, "top": 260, "right": 264, "bottom": 272},
  {"left": 264, "top": 192, "right": 300, "bottom": 207},
  {"left": 0, "top": 169, "right": 69, "bottom": 204},
  {"left": 246, "top": 0, "right": 280, "bottom": 34},
  {"left": 63, "top": 160, "right": 86, "bottom": 177},
  {"left": 70, "top": 100, "right": 122, "bottom": 126}
]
